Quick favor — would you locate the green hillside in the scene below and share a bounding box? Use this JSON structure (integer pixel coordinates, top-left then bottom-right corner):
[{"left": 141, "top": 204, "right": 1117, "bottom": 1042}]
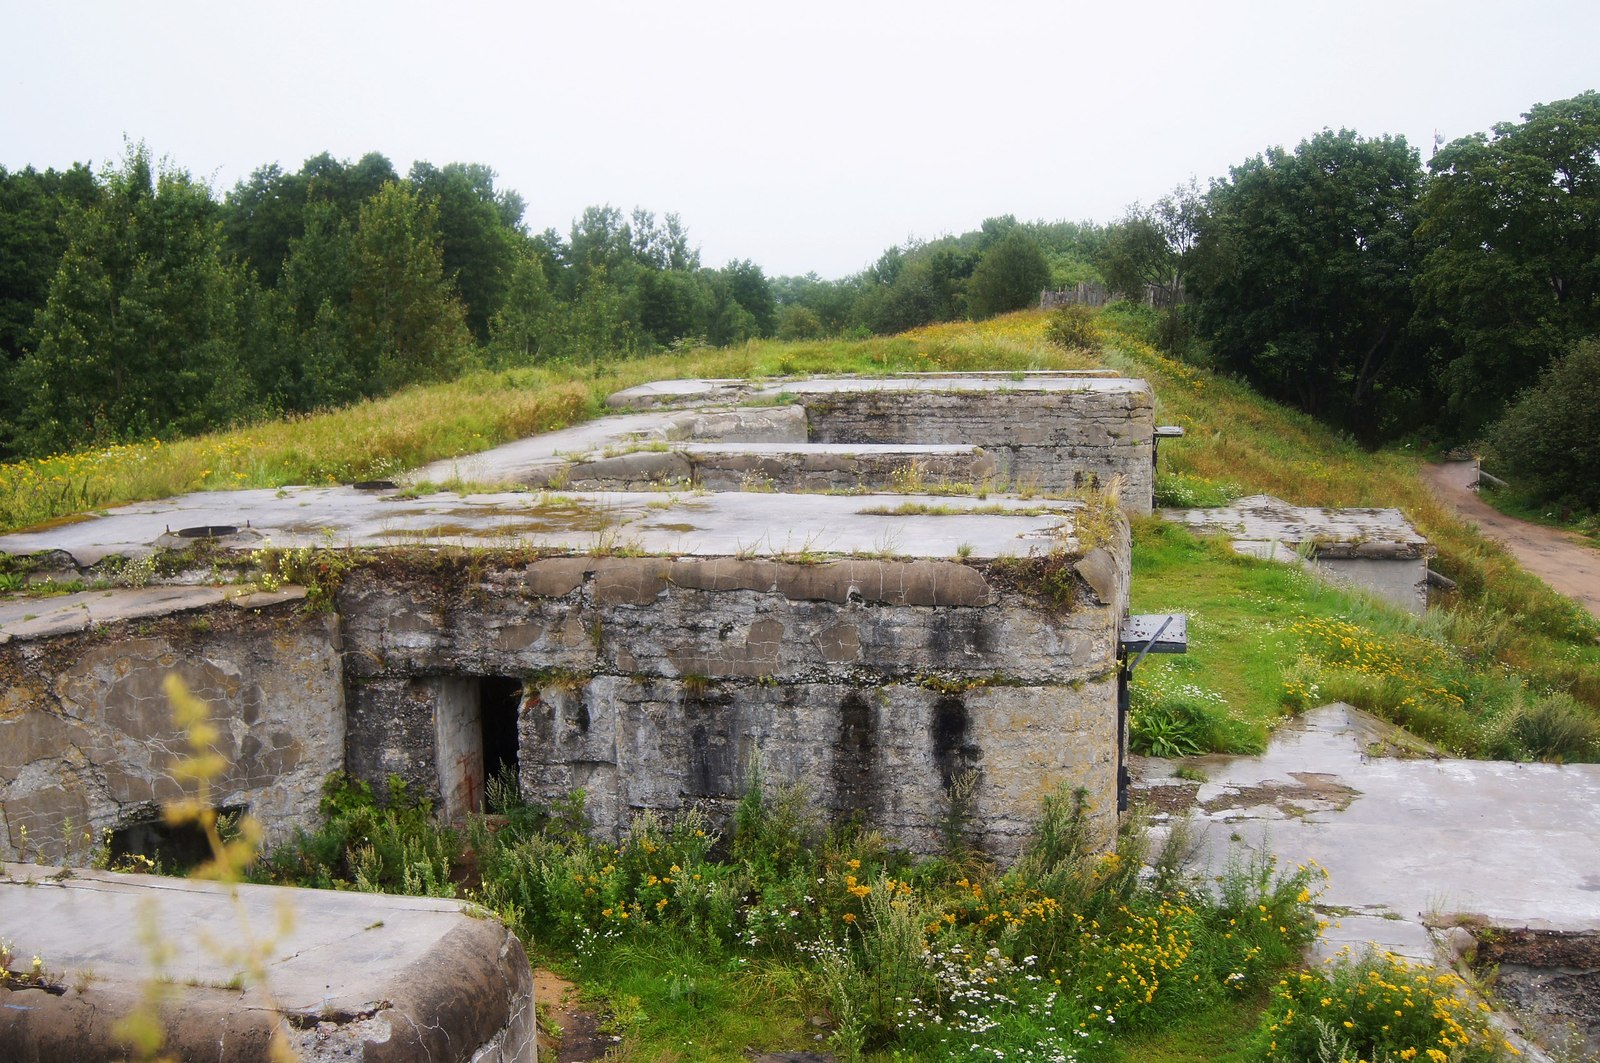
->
[{"left": 2, "top": 307, "right": 1596, "bottom": 760}]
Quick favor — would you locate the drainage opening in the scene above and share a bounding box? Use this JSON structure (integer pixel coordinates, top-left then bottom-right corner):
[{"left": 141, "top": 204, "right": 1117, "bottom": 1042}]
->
[
  {"left": 110, "top": 804, "right": 248, "bottom": 871},
  {"left": 175, "top": 525, "right": 239, "bottom": 539},
  {"left": 351, "top": 480, "right": 398, "bottom": 491},
  {"left": 481, "top": 676, "right": 523, "bottom": 811}
]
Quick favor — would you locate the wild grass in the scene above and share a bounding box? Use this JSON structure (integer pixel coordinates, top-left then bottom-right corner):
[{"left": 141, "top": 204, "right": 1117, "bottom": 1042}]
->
[
  {"left": 4, "top": 305, "right": 1595, "bottom": 756},
  {"left": 259, "top": 775, "right": 1337, "bottom": 1062}
]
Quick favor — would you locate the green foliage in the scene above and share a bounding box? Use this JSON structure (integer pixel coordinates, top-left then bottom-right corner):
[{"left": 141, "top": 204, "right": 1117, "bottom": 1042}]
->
[
  {"left": 1131, "top": 677, "right": 1262, "bottom": 757},
  {"left": 11, "top": 144, "right": 261, "bottom": 454},
  {"left": 966, "top": 228, "right": 1052, "bottom": 319},
  {"left": 1492, "top": 691, "right": 1600, "bottom": 763},
  {"left": 255, "top": 773, "right": 459, "bottom": 896},
  {"left": 1252, "top": 950, "right": 1508, "bottom": 1063},
  {"left": 347, "top": 182, "right": 473, "bottom": 392},
  {"left": 1486, "top": 336, "right": 1600, "bottom": 512},
  {"left": 1188, "top": 128, "right": 1426, "bottom": 439},
  {"left": 1045, "top": 304, "right": 1103, "bottom": 349},
  {"left": 1417, "top": 91, "right": 1600, "bottom": 435},
  {"left": 451, "top": 776, "right": 1327, "bottom": 1061}
]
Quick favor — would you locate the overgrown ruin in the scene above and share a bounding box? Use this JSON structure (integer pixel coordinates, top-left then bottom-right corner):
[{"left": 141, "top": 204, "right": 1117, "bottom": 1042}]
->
[{"left": 0, "top": 372, "right": 1157, "bottom": 864}]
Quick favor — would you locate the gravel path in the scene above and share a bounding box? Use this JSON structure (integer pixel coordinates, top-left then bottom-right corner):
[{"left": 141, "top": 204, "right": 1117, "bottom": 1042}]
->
[{"left": 1422, "top": 459, "right": 1600, "bottom": 620}]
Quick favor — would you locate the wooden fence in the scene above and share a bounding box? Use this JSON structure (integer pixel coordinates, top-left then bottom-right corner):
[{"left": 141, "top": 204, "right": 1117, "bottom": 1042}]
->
[{"left": 1040, "top": 281, "right": 1186, "bottom": 311}]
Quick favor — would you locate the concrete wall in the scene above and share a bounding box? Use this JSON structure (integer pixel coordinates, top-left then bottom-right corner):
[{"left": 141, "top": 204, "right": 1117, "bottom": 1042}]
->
[
  {"left": 0, "top": 604, "right": 344, "bottom": 863},
  {"left": 337, "top": 544, "right": 1129, "bottom": 859},
  {"left": 559, "top": 446, "right": 997, "bottom": 494},
  {"left": 1313, "top": 555, "right": 1430, "bottom": 616},
  {"left": 800, "top": 389, "right": 1155, "bottom": 512},
  {"left": 0, "top": 863, "right": 535, "bottom": 1063}
]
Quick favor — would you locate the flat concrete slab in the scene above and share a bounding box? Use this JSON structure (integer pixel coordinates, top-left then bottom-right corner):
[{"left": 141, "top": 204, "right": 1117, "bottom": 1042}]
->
[
  {"left": 0, "top": 488, "right": 1087, "bottom": 567},
  {"left": 605, "top": 370, "right": 1133, "bottom": 410},
  {"left": 1162, "top": 494, "right": 1429, "bottom": 559},
  {"left": 1134, "top": 704, "right": 1600, "bottom": 963},
  {"left": 0, "top": 585, "right": 305, "bottom": 642},
  {"left": 0, "top": 863, "right": 533, "bottom": 1061}
]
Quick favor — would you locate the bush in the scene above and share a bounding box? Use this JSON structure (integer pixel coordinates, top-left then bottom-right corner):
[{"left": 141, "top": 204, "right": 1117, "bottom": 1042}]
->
[
  {"left": 1131, "top": 682, "right": 1262, "bottom": 756},
  {"left": 1487, "top": 336, "right": 1600, "bottom": 512},
  {"left": 1044, "top": 304, "right": 1102, "bottom": 350},
  {"left": 1492, "top": 691, "right": 1600, "bottom": 762},
  {"left": 1252, "top": 949, "right": 1510, "bottom": 1062}
]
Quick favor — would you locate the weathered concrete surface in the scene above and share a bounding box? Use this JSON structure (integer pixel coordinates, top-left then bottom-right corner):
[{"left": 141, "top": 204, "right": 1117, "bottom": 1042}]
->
[
  {"left": 0, "top": 863, "right": 534, "bottom": 1062},
  {"left": 1133, "top": 704, "right": 1600, "bottom": 964},
  {"left": 412, "top": 372, "right": 1155, "bottom": 510},
  {"left": 0, "top": 489, "right": 1090, "bottom": 567},
  {"left": 0, "top": 585, "right": 305, "bottom": 643},
  {"left": 603, "top": 370, "right": 1124, "bottom": 411},
  {"left": 337, "top": 541, "right": 1131, "bottom": 859},
  {"left": 0, "top": 596, "right": 342, "bottom": 863},
  {"left": 1162, "top": 495, "right": 1432, "bottom": 614},
  {"left": 408, "top": 405, "right": 808, "bottom": 487},
  {"left": 555, "top": 443, "right": 997, "bottom": 493},
  {"left": 784, "top": 376, "right": 1154, "bottom": 508}
]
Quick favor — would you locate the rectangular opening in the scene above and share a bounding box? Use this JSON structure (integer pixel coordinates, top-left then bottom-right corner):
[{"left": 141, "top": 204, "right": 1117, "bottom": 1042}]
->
[
  {"left": 109, "top": 804, "right": 248, "bottom": 872},
  {"left": 434, "top": 675, "right": 524, "bottom": 821},
  {"left": 480, "top": 676, "right": 523, "bottom": 811}
]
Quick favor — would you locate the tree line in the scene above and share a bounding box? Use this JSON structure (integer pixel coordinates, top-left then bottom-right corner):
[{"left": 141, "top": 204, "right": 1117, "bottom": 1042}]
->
[
  {"left": 1100, "top": 91, "right": 1600, "bottom": 513},
  {"left": 0, "top": 148, "right": 1090, "bottom": 462},
  {"left": 3, "top": 90, "right": 1596, "bottom": 508}
]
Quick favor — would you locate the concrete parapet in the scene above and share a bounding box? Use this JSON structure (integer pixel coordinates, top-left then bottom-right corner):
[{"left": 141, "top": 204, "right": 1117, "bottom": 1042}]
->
[
  {"left": 0, "top": 863, "right": 534, "bottom": 1062},
  {"left": 0, "top": 595, "right": 342, "bottom": 865}
]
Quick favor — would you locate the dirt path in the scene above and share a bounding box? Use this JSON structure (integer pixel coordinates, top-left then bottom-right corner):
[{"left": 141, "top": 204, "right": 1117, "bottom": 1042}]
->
[{"left": 1422, "top": 460, "right": 1600, "bottom": 619}]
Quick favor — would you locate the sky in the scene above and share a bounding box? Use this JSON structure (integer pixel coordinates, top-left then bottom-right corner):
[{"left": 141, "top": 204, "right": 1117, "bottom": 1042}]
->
[{"left": 4, "top": 0, "right": 1597, "bottom": 279}]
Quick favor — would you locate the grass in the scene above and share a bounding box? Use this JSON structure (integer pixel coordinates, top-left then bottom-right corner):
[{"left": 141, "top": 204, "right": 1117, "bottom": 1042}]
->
[
  {"left": 3, "top": 304, "right": 1596, "bottom": 757},
  {"left": 255, "top": 773, "right": 1335, "bottom": 1062},
  {"left": 0, "top": 319, "right": 1093, "bottom": 535}
]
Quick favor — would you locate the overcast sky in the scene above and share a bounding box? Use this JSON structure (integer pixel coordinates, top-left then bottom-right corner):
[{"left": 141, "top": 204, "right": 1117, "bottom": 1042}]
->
[{"left": 4, "top": 1, "right": 1596, "bottom": 279}]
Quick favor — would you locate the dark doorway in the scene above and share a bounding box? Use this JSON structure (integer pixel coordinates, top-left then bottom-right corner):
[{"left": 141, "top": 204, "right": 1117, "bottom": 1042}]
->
[{"left": 480, "top": 676, "right": 523, "bottom": 810}]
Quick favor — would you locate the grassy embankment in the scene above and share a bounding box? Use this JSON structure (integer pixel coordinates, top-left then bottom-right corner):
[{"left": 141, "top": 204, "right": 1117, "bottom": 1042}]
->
[
  {"left": 19, "top": 309, "right": 1568, "bottom": 1059},
  {"left": 3, "top": 308, "right": 1597, "bottom": 761}
]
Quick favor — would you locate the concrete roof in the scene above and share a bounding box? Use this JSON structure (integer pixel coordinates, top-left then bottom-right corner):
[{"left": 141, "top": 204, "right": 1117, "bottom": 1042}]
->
[
  {"left": 0, "top": 863, "right": 530, "bottom": 1060},
  {"left": 606, "top": 371, "right": 1148, "bottom": 409},
  {"left": 1162, "top": 494, "right": 1429, "bottom": 559},
  {"left": 1136, "top": 704, "right": 1600, "bottom": 962},
  {"left": 0, "top": 585, "right": 305, "bottom": 643},
  {"left": 0, "top": 487, "right": 1088, "bottom": 567}
]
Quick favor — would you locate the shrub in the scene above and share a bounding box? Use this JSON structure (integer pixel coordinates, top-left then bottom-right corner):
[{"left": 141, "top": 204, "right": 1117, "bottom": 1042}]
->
[
  {"left": 1487, "top": 336, "right": 1600, "bottom": 512},
  {"left": 1045, "top": 304, "right": 1102, "bottom": 350},
  {"left": 1492, "top": 691, "right": 1600, "bottom": 762},
  {"left": 1131, "top": 682, "right": 1261, "bottom": 756},
  {"left": 1253, "top": 950, "right": 1510, "bottom": 1062}
]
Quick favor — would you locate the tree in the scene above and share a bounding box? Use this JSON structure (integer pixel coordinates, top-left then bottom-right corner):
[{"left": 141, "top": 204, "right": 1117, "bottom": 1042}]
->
[
  {"left": 1187, "top": 129, "right": 1425, "bottom": 437},
  {"left": 1415, "top": 91, "right": 1600, "bottom": 435},
  {"left": 0, "top": 164, "right": 98, "bottom": 364},
  {"left": 408, "top": 161, "right": 523, "bottom": 342},
  {"left": 965, "top": 229, "right": 1050, "bottom": 319},
  {"left": 1487, "top": 337, "right": 1600, "bottom": 511},
  {"left": 346, "top": 182, "right": 471, "bottom": 392},
  {"left": 11, "top": 145, "right": 256, "bottom": 454},
  {"left": 221, "top": 163, "right": 309, "bottom": 288},
  {"left": 488, "top": 245, "right": 560, "bottom": 364},
  {"left": 1098, "top": 180, "right": 1201, "bottom": 299}
]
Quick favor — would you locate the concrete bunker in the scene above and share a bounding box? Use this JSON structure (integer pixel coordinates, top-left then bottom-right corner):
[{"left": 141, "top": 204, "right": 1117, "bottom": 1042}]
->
[
  {"left": 413, "top": 371, "right": 1159, "bottom": 514},
  {"left": 1161, "top": 494, "right": 1437, "bottom": 614},
  {"left": 0, "top": 372, "right": 1160, "bottom": 865}
]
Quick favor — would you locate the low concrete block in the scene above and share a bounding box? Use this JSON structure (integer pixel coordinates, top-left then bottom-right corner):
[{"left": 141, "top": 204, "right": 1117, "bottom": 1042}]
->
[{"left": 0, "top": 863, "right": 535, "bottom": 1062}]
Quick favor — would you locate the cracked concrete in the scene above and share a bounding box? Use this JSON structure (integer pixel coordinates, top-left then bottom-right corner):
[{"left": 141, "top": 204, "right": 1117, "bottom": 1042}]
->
[
  {"left": 1134, "top": 704, "right": 1600, "bottom": 964},
  {"left": 0, "top": 863, "right": 534, "bottom": 1062}
]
